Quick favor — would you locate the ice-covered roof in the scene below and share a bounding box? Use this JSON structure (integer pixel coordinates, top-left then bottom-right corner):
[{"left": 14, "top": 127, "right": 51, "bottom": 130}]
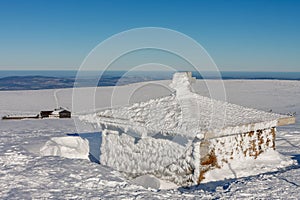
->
[
  {"left": 51, "top": 108, "right": 70, "bottom": 115},
  {"left": 86, "top": 72, "right": 295, "bottom": 139}
]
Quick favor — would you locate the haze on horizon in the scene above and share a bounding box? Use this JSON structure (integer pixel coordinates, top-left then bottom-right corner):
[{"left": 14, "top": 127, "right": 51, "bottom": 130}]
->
[{"left": 0, "top": 0, "right": 299, "bottom": 72}]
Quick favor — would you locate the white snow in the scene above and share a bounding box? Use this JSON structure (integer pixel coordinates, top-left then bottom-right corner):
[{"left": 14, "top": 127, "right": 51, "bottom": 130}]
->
[
  {"left": 0, "top": 79, "right": 299, "bottom": 198},
  {"left": 131, "top": 175, "right": 161, "bottom": 189},
  {"left": 169, "top": 71, "right": 196, "bottom": 96},
  {"left": 40, "top": 136, "right": 89, "bottom": 160},
  {"left": 203, "top": 149, "right": 295, "bottom": 183}
]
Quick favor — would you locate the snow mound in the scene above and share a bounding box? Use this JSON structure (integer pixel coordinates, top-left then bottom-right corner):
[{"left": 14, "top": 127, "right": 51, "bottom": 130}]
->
[
  {"left": 40, "top": 136, "right": 89, "bottom": 160},
  {"left": 131, "top": 175, "right": 161, "bottom": 189},
  {"left": 203, "top": 149, "right": 296, "bottom": 183},
  {"left": 131, "top": 175, "right": 178, "bottom": 190}
]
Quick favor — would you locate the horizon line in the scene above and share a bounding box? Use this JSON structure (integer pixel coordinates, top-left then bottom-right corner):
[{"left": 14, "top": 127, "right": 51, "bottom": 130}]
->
[{"left": 0, "top": 69, "right": 300, "bottom": 73}]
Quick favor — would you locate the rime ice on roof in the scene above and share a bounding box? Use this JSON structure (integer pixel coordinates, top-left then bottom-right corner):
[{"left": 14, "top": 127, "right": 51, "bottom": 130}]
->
[{"left": 90, "top": 72, "right": 291, "bottom": 139}]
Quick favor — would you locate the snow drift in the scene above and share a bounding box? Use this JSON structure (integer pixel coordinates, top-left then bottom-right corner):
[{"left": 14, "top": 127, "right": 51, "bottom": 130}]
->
[{"left": 40, "top": 136, "right": 89, "bottom": 160}]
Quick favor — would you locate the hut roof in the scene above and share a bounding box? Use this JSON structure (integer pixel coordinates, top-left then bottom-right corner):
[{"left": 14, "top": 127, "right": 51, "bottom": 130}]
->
[
  {"left": 86, "top": 72, "right": 295, "bottom": 140},
  {"left": 51, "top": 109, "right": 70, "bottom": 115}
]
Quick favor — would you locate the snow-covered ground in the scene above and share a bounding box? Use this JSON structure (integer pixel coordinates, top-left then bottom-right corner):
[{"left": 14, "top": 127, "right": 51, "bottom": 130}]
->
[{"left": 0, "top": 80, "right": 299, "bottom": 199}]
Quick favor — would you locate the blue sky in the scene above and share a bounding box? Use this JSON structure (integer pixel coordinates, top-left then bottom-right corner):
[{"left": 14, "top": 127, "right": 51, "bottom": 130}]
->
[{"left": 0, "top": 0, "right": 299, "bottom": 71}]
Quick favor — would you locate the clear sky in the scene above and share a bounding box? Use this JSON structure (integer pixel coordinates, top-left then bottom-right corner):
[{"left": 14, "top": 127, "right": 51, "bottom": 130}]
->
[{"left": 0, "top": 0, "right": 299, "bottom": 71}]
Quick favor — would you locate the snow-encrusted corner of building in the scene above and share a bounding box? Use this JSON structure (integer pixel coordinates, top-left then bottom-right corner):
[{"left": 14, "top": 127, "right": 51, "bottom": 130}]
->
[{"left": 40, "top": 136, "right": 90, "bottom": 160}]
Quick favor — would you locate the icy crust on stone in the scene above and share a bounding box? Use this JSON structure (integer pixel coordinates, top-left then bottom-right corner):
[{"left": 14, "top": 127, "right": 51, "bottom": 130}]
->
[
  {"left": 100, "top": 129, "right": 185, "bottom": 174},
  {"left": 82, "top": 72, "right": 285, "bottom": 138},
  {"left": 100, "top": 129, "right": 201, "bottom": 186}
]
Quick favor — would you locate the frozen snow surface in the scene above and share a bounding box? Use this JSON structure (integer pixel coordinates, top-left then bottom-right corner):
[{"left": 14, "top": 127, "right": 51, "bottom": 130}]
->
[
  {"left": 0, "top": 79, "right": 300, "bottom": 199},
  {"left": 40, "top": 136, "right": 89, "bottom": 160}
]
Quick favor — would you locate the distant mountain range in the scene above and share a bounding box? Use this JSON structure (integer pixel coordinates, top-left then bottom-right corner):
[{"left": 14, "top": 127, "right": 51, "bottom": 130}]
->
[
  {"left": 0, "top": 76, "right": 75, "bottom": 90},
  {"left": 0, "top": 71, "right": 175, "bottom": 90},
  {"left": 0, "top": 75, "right": 164, "bottom": 90},
  {"left": 0, "top": 71, "right": 299, "bottom": 91}
]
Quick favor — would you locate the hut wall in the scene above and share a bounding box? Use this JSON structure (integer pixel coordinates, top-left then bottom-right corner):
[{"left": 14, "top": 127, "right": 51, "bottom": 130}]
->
[
  {"left": 100, "top": 127, "right": 276, "bottom": 186},
  {"left": 159, "top": 140, "right": 201, "bottom": 186},
  {"left": 100, "top": 129, "right": 185, "bottom": 174},
  {"left": 100, "top": 129, "right": 200, "bottom": 186},
  {"left": 59, "top": 111, "right": 71, "bottom": 118},
  {"left": 199, "top": 127, "right": 276, "bottom": 183}
]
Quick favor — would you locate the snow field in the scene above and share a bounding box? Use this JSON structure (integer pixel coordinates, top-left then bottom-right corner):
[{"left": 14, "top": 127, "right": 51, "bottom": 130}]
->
[{"left": 0, "top": 79, "right": 299, "bottom": 198}]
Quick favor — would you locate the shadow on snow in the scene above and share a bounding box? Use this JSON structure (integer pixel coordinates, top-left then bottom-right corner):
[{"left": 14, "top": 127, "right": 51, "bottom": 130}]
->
[{"left": 67, "top": 132, "right": 102, "bottom": 164}]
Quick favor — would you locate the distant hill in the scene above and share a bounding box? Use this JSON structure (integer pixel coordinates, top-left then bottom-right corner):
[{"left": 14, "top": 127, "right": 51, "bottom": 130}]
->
[
  {"left": 1, "top": 71, "right": 299, "bottom": 91},
  {"left": 0, "top": 76, "right": 75, "bottom": 90},
  {"left": 0, "top": 73, "right": 171, "bottom": 90}
]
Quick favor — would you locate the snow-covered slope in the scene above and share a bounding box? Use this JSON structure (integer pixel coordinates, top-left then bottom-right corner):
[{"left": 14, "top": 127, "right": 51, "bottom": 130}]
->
[{"left": 0, "top": 80, "right": 299, "bottom": 198}]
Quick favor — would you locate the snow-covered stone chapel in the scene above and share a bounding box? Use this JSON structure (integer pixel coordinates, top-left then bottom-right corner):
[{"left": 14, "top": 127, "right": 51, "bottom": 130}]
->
[{"left": 82, "top": 72, "right": 296, "bottom": 186}]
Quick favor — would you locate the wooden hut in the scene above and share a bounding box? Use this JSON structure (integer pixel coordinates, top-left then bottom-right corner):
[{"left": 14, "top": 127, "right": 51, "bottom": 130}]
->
[
  {"left": 40, "top": 111, "right": 53, "bottom": 118},
  {"left": 41, "top": 109, "right": 71, "bottom": 119},
  {"left": 57, "top": 109, "right": 71, "bottom": 118}
]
